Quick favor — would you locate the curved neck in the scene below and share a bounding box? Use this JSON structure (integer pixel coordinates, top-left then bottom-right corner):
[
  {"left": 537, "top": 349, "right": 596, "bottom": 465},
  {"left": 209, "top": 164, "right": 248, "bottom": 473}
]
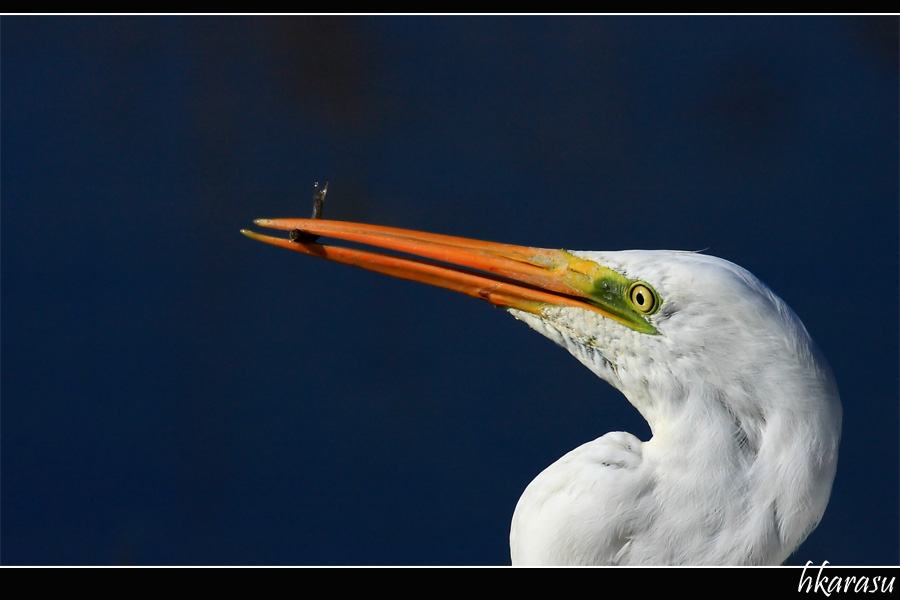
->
[{"left": 637, "top": 372, "right": 841, "bottom": 564}]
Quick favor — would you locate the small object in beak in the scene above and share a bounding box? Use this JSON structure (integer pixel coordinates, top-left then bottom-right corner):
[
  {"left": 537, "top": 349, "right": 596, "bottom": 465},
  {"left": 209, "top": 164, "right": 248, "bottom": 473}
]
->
[{"left": 290, "top": 182, "right": 329, "bottom": 243}]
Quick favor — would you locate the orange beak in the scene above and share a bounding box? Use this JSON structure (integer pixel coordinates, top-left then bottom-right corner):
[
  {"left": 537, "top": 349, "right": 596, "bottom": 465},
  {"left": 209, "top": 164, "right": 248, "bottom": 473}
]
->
[{"left": 241, "top": 219, "right": 654, "bottom": 333}]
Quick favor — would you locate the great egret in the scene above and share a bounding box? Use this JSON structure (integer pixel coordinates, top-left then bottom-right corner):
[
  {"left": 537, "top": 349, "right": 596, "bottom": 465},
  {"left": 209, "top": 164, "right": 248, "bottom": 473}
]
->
[{"left": 241, "top": 215, "right": 841, "bottom": 566}]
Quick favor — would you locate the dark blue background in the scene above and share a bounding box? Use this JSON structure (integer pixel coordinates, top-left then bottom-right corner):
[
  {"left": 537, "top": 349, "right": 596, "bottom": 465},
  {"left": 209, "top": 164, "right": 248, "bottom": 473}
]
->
[{"left": 3, "top": 16, "right": 897, "bottom": 565}]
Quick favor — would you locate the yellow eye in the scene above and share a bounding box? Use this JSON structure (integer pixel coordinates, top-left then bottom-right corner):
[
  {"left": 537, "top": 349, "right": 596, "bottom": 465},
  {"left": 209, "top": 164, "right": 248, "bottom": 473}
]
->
[{"left": 629, "top": 283, "right": 657, "bottom": 314}]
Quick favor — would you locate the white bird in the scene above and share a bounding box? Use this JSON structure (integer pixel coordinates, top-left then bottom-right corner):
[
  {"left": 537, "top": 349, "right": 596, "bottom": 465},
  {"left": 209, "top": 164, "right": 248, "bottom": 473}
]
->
[{"left": 242, "top": 216, "right": 841, "bottom": 566}]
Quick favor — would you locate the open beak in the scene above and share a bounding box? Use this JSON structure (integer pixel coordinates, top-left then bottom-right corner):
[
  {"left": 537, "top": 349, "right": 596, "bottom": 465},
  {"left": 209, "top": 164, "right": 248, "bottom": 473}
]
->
[{"left": 241, "top": 219, "right": 655, "bottom": 333}]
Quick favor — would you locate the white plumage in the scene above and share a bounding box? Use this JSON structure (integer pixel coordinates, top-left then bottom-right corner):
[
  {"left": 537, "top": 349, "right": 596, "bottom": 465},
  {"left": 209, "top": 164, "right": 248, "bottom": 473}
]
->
[
  {"left": 243, "top": 219, "right": 841, "bottom": 566},
  {"left": 509, "top": 251, "right": 841, "bottom": 565}
]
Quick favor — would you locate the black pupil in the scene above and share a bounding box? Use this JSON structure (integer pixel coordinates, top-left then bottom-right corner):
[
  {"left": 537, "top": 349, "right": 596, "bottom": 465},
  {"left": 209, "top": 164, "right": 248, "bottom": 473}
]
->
[{"left": 635, "top": 291, "right": 645, "bottom": 306}]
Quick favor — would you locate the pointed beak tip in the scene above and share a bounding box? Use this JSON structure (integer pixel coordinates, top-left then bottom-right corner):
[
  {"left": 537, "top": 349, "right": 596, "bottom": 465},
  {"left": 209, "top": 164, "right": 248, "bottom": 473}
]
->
[{"left": 241, "top": 228, "right": 268, "bottom": 243}]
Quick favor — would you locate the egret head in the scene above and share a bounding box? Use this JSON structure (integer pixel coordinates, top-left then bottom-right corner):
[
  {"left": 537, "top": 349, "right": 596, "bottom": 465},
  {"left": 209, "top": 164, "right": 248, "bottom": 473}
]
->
[
  {"left": 242, "top": 218, "right": 841, "bottom": 565},
  {"left": 509, "top": 249, "right": 840, "bottom": 435},
  {"left": 508, "top": 249, "right": 841, "bottom": 564}
]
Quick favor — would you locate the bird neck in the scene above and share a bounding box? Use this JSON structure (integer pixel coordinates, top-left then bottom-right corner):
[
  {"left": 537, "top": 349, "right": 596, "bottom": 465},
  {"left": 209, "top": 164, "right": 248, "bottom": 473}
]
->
[{"left": 632, "top": 366, "right": 841, "bottom": 564}]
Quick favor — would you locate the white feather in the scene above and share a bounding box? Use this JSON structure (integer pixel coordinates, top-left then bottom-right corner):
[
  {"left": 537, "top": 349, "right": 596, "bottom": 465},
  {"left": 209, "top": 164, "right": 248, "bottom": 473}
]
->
[{"left": 508, "top": 251, "right": 841, "bottom": 565}]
